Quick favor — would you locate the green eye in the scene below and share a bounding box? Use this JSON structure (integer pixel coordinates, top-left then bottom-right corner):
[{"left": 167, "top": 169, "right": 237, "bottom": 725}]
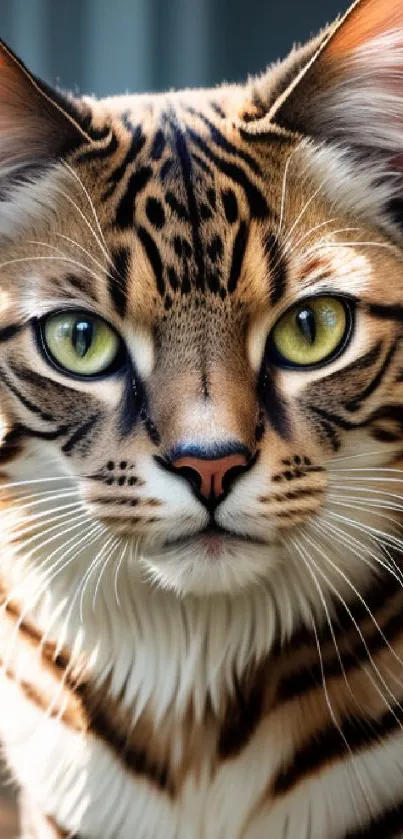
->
[
  {"left": 270, "top": 297, "right": 351, "bottom": 368},
  {"left": 41, "top": 311, "right": 122, "bottom": 377}
]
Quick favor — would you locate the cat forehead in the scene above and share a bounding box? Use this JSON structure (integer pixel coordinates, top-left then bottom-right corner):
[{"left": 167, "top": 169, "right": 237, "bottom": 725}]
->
[{"left": 69, "top": 95, "right": 297, "bottom": 317}]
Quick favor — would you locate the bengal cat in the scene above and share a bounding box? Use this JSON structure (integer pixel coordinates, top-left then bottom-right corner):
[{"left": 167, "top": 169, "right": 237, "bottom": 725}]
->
[{"left": 0, "top": 0, "right": 402, "bottom": 836}]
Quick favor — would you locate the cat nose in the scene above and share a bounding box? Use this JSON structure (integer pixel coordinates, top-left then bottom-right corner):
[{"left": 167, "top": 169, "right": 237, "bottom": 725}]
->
[{"left": 171, "top": 450, "right": 249, "bottom": 502}]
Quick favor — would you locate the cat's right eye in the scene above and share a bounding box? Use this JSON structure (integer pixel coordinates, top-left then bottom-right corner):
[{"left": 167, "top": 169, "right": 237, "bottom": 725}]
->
[{"left": 37, "top": 311, "right": 126, "bottom": 379}]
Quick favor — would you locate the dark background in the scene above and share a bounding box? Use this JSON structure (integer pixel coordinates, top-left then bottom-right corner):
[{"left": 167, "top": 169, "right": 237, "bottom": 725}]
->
[
  {"left": 0, "top": 0, "right": 349, "bottom": 97},
  {"left": 0, "top": 0, "right": 350, "bottom": 835}
]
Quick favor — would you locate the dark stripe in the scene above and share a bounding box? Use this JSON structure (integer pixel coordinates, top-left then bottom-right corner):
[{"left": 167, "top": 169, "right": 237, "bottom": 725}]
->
[
  {"left": 0, "top": 368, "right": 55, "bottom": 422},
  {"left": 319, "top": 418, "right": 340, "bottom": 451},
  {"left": 277, "top": 589, "right": 403, "bottom": 704},
  {"left": 273, "top": 707, "right": 403, "bottom": 797},
  {"left": 368, "top": 302, "right": 403, "bottom": 322},
  {"left": 187, "top": 128, "right": 270, "bottom": 219},
  {"left": 0, "top": 425, "right": 24, "bottom": 465},
  {"left": 151, "top": 129, "right": 166, "bottom": 161},
  {"left": 108, "top": 247, "right": 130, "bottom": 318},
  {"left": 228, "top": 221, "right": 248, "bottom": 292},
  {"left": 166, "top": 191, "right": 188, "bottom": 221},
  {"left": 259, "top": 368, "right": 291, "bottom": 439},
  {"left": 61, "top": 415, "right": 99, "bottom": 455},
  {"left": 137, "top": 227, "right": 165, "bottom": 296},
  {"left": 76, "top": 130, "right": 118, "bottom": 163},
  {"left": 0, "top": 324, "right": 22, "bottom": 342},
  {"left": 210, "top": 101, "right": 226, "bottom": 118},
  {"left": 115, "top": 166, "right": 152, "bottom": 228},
  {"left": 9, "top": 363, "right": 72, "bottom": 395},
  {"left": 184, "top": 106, "right": 262, "bottom": 176},
  {"left": 265, "top": 233, "right": 287, "bottom": 306},
  {"left": 77, "top": 689, "right": 174, "bottom": 796},
  {"left": 345, "top": 800, "right": 403, "bottom": 839},
  {"left": 218, "top": 668, "right": 266, "bottom": 759},
  {"left": 104, "top": 124, "right": 146, "bottom": 197},
  {"left": 168, "top": 111, "right": 205, "bottom": 291},
  {"left": 345, "top": 342, "right": 398, "bottom": 411},
  {"left": 17, "top": 423, "right": 69, "bottom": 441}
]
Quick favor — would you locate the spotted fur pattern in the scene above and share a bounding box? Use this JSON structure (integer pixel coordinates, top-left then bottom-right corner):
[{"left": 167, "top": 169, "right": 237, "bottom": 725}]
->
[{"left": 1, "top": 0, "right": 403, "bottom": 836}]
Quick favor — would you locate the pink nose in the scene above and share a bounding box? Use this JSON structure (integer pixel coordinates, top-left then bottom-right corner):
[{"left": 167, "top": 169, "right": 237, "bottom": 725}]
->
[{"left": 171, "top": 452, "right": 249, "bottom": 500}]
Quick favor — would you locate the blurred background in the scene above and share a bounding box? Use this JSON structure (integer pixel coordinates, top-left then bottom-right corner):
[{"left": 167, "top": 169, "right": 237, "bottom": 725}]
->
[{"left": 0, "top": 0, "right": 349, "bottom": 836}]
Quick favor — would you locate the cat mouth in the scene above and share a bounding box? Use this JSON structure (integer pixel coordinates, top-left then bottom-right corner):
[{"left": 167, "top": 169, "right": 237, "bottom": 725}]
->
[{"left": 162, "top": 523, "right": 270, "bottom": 555}]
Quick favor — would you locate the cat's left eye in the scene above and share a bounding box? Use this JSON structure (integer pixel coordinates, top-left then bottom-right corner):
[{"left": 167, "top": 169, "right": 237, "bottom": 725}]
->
[
  {"left": 38, "top": 311, "right": 125, "bottom": 378},
  {"left": 267, "top": 296, "right": 353, "bottom": 369}
]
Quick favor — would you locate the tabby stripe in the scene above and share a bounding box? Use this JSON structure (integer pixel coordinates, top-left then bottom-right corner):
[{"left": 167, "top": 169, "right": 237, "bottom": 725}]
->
[
  {"left": 137, "top": 226, "right": 165, "bottom": 296},
  {"left": 115, "top": 166, "right": 153, "bottom": 228},
  {"left": 75, "top": 130, "right": 118, "bottom": 163},
  {"left": 187, "top": 128, "right": 270, "bottom": 219},
  {"left": 104, "top": 124, "right": 146, "bottom": 198},
  {"left": 82, "top": 701, "right": 174, "bottom": 796},
  {"left": 345, "top": 799, "right": 403, "bottom": 838},
  {"left": 61, "top": 414, "right": 99, "bottom": 455},
  {"left": 0, "top": 367, "right": 55, "bottom": 422},
  {"left": 259, "top": 368, "right": 291, "bottom": 439},
  {"left": 368, "top": 302, "right": 403, "bottom": 322},
  {"left": 210, "top": 101, "right": 226, "bottom": 118},
  {"left": 345, "top": 341, "right": 398, "bottom": 411},
  {"left": 319, "top": 418, "right": 340, "bottom": 450},
  {"left": 151, "top": 129, "right": 166, "bottom": 161},
  {"left": 184, "top": 106, "right": 262, "bottom": 176},
  {"left": 0, "top": 426, "right": 24, "bottom": 465},
  {"left": 277, "top": 596, "right": 403, "bottom": 703},
  {"left": 0, "top": 324, "right": 22, "bottom": 342},
  {"left": 265, "top": 232, "right": 287, "bottom": 306},
  {"left": 228, "top": 221, "right": 248, "bottom": 292},
  {"left": 3, "top": 671, "right": 84, "bottom": 732},
  {"left": 272, "top": 706, "right": 403, "bottom": 796},
  {"left": 169, "top": 112, "right": 205, "bottom": 290},
  {"left": 192, "top": 151, "right": 214, "bottom": 176},
  {"left": 108, "top": 247, "right": 130, "bottom": 317},
  {"left": 10, "top": 362, "right": 71, "bottom": 394},
  {"left": 4, "top": 601, "right": 173, "bottom": 795},
  {"left": 18, "top": 423, "right": 70, "bottom": 441}
]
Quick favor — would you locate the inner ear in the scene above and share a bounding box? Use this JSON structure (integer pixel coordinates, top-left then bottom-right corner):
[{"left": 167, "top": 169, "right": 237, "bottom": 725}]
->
[{"left": 0, "top": 38, "right": 92, "bottom": 167}]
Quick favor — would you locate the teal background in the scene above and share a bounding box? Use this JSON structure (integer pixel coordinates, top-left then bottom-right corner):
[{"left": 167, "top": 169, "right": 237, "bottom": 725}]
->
[{"left": 0, "top": 0, "right": 349, "bottom": 97}]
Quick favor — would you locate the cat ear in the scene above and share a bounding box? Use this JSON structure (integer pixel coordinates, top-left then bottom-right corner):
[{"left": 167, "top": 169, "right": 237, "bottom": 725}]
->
[
  {"left": 0, "top": 38, "right": 91, "bottom": 169},
  {"left": 254, "top": 0, "right": 403, "bottom": 157}
]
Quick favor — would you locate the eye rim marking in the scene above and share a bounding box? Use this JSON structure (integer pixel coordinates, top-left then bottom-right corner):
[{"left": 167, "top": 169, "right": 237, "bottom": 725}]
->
[
  {"left": 34, "top": 309, "right": 127, "bottom": 382},
  {"left": 266, "top": 294, "right": 355, "bottom": 371}
]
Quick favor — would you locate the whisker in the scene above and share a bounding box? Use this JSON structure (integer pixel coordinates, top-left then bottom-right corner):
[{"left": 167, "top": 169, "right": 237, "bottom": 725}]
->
[
  {"left": 290, "top": 536, "right": 372, "bottom": 807},
  {"left": 92, "top": 537, "right": 120, "bottom": 612},
  {"left": 276, "top": 147, "right": 298, "bottom": 237},
  {"left": 55, "top": 233, "right": 116, "bottom": 283},
  {"left": 61, "top": 161, "right": 111, "bottom": 261},
  {"left": 323, "top": 510, "right": 403, "bottom": 550},
  {"left": 299, "top": 527, "right": 403, "bottom": 726},
  {"left": 0, "top": 477, "right": 73, "bottom": 492},
  {"left": 114, "top": 539, "right": 129, "bottom": 608},
  {"left": 314, "top": 517, "right": 403, "bottom": 589},
  {"left": 79, "top": 533, "right": 117, "bottom": 623},
  {"left": 328, "top": 450, "right": 395, "bottom": 464}
]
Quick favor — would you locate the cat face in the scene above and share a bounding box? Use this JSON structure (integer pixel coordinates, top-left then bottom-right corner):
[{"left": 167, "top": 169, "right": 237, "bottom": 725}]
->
[{"left": 0, "top": 0, "right": 403, "bottom": 606}]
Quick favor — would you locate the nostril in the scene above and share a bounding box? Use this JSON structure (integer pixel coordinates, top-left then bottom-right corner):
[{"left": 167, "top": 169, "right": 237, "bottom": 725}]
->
[
  {"left": 174, "top": 465, "right": 203, "bottom": 495},
  {"left": 221, "top": 462, "right": 249, "bottom": 496}
]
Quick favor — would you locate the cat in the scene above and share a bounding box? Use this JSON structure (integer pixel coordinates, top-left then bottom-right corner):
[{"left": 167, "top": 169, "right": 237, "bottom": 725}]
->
[{"left": 0, "top": 0, "right": 403, "bottom": 836}]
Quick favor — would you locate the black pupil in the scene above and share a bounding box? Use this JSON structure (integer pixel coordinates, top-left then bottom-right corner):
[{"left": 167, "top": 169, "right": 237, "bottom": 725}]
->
[
  {"left": 72, "top": 320, "right": 94, "bottom": 358},
  {"left": 296, "top": 308, "right": 316, "bottom": 345}
]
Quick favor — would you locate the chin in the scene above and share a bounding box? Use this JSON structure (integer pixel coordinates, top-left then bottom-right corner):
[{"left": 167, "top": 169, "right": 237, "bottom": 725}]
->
[{"left": 140, "top": 534, "right": 281, "bottom": 596}]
